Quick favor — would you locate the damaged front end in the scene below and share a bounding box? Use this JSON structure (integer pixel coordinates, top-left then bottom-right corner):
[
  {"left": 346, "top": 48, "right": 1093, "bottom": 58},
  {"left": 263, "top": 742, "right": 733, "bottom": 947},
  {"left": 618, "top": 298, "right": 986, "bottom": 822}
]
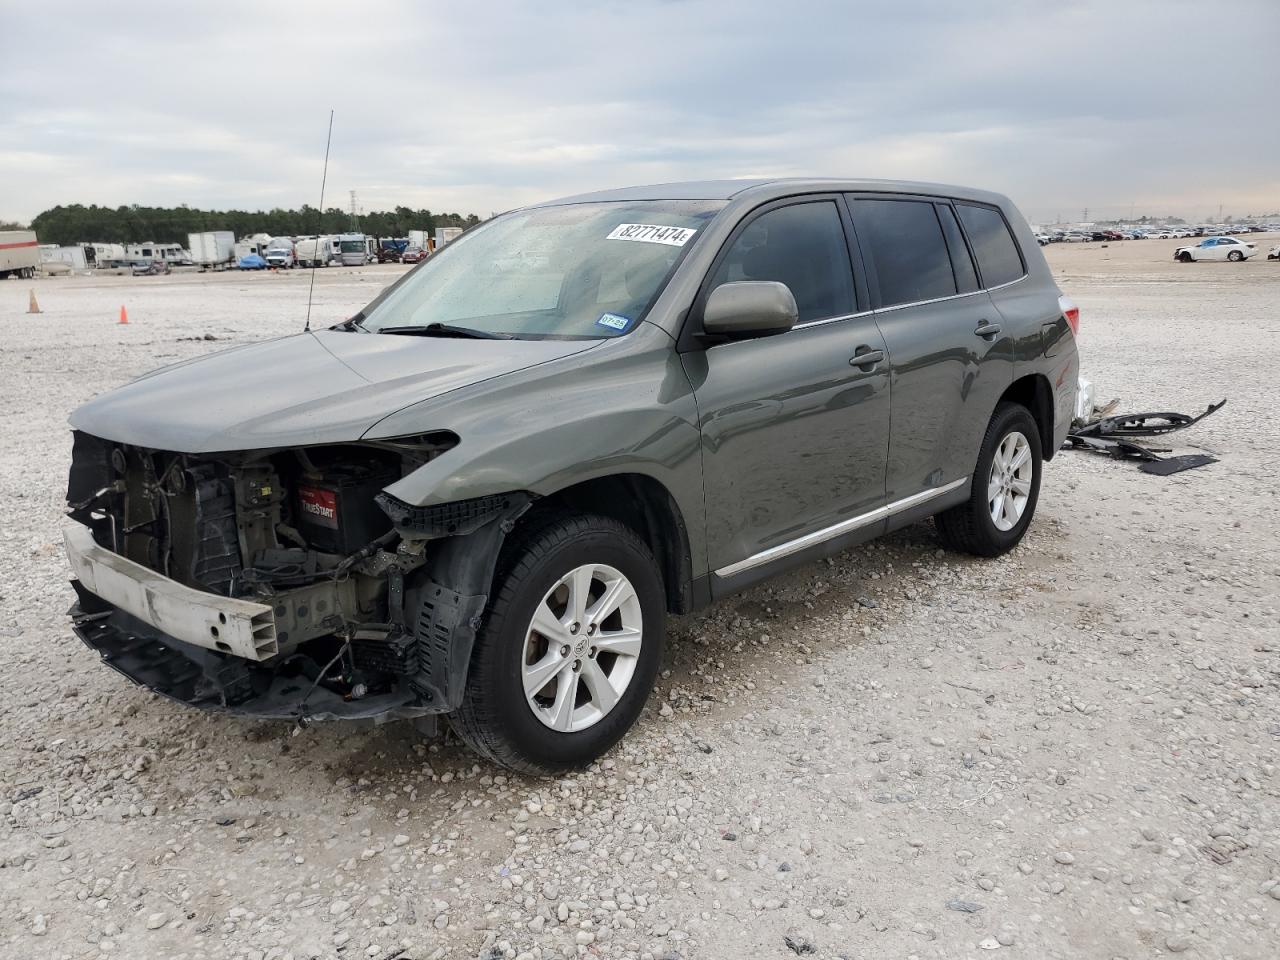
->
[{"left": 64, "top": 430, "right": 526, "bottom": 724}]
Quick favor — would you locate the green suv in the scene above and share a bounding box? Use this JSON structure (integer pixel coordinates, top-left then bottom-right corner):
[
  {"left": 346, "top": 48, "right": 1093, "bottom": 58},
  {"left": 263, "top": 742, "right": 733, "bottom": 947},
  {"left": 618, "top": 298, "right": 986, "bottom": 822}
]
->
[{"left": 64, "top": 178, "right": 1079, "bottom": 773}]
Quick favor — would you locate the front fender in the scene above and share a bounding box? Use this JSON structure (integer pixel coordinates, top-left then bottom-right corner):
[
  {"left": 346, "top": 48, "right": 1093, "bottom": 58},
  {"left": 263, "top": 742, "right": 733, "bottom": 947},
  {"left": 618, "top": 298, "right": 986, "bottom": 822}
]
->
[
  {"left": 365, "top": 327, "right": 710, "bottom": 577},
  {"left": 383, "top": 407, "right": 701, "bottom": 507}
]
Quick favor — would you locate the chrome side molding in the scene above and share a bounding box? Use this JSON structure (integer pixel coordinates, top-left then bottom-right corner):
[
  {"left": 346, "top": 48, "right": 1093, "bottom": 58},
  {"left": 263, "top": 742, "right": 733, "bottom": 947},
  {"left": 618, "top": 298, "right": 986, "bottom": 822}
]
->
[{"left": 714, "top": 478, "right": 967, "bottom": 578}]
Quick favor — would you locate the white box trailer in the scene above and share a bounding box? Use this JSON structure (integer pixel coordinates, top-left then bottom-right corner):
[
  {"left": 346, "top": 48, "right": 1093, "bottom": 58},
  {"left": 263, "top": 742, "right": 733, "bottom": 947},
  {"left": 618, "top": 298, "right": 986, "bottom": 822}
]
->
[
  {"left": 434, "top": 226, "right": 463, "bottom": 248},
  {"left": 188, "top": 231, "right": 236, "bottom": 269},
  {"left": 0, "top": 230, "right": 40, "bottom": 279}
]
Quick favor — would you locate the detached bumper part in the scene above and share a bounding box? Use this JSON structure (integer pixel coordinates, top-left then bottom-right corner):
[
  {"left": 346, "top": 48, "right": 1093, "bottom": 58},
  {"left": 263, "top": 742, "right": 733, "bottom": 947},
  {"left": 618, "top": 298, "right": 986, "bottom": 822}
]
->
[{"left": 63, "top": 523, "right": 277, "bottom": 661}]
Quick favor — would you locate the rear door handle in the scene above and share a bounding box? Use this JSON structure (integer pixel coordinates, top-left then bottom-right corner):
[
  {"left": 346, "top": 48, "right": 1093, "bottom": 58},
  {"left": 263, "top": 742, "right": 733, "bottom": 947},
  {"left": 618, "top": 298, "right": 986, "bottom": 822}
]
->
[
  {"left": 975, "top": 319, "right": 1002, "bottom": 339},
  {"left": 849, "top": 346, "right": 885, "bottom": 370}
]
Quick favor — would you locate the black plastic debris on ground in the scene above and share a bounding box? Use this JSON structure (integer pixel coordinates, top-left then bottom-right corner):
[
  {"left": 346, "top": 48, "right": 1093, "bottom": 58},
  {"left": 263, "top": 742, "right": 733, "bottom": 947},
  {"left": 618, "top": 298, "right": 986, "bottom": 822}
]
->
[
  {"left": 784, "top": 931, "right": 817, "bottom": 955},
  {"left": 1064, "top": 399, "right": 1224, "bottom": 475},
  {"left": 1139, "top": 455, "right": 1218, "bottom": 476}
]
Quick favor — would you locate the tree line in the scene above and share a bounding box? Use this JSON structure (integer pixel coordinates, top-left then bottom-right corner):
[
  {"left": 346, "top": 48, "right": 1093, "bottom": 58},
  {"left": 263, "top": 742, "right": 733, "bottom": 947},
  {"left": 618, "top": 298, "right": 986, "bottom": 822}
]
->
[{"left": 25, "top": 204, "right": 483, "bottom": 247}]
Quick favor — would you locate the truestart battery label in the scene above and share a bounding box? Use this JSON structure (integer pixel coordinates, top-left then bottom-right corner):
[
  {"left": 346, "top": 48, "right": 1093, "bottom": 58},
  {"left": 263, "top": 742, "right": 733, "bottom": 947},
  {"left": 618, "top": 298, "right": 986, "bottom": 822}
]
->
[{"left": 298, "top": 486, "right": 339, "bottom": 529}]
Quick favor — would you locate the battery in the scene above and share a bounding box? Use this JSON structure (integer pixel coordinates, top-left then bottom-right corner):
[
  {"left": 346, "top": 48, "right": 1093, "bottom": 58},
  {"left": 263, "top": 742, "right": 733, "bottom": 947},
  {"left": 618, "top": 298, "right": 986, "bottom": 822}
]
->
[{"left": 295, "top": 464, "right": 398, "bottom": 554}]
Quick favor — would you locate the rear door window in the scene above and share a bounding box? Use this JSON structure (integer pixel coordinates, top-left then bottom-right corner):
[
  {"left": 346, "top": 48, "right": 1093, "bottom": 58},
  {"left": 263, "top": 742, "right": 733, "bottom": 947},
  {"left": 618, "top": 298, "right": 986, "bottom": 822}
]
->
[
  {"left": 710, "top": 201, "right": 855, "bottom": 324},
  {"left": 849, "top": 198, "right": 956, "bottom": 308},
  {"left": 955, "top": 203, "right": 1025, "bottom": 288}
]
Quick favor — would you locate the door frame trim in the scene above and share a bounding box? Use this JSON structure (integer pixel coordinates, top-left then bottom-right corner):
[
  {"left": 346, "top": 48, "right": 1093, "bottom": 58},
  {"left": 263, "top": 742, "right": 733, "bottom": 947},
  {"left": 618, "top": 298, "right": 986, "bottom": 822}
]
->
[{"left": 713, "top": 477, "right": 967, "bottom": 578}]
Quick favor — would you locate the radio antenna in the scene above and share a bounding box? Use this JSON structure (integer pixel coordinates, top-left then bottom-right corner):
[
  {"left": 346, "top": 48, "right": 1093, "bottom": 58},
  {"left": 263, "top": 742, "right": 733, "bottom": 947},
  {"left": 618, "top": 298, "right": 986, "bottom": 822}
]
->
[{"left": 304, "top": 109, "right": 334, "bottom": 332}]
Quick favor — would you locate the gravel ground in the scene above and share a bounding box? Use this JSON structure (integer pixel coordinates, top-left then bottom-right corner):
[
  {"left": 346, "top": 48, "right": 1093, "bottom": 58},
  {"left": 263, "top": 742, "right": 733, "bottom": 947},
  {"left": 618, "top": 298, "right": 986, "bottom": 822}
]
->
[{"left": 2, "top": 241, "right": 1278, "bottom": 960}]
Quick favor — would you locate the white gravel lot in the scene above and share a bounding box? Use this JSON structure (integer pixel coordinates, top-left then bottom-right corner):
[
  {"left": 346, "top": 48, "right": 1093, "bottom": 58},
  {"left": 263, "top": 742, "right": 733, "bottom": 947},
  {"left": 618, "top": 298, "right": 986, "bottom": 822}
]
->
[{"left": 2, "top": 241, "right": 1278, "bottom": 960}]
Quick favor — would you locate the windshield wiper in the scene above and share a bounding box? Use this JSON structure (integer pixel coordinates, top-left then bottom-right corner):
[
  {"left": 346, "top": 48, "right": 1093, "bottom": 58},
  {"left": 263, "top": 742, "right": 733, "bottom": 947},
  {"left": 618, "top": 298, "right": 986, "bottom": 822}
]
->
[
  {"left": 334, "top": 315, "right": 367, "bottom": 332},
  {"left": 377, "top": 322, "right": 512, "bottom": 340}
]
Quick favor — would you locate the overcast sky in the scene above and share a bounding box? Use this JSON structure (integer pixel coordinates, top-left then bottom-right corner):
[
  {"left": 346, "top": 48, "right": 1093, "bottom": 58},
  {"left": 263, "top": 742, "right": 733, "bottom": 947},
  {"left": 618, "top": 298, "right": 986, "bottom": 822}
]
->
[{"left": 2, "top": 1, "right": 1276, "bottom": 226}]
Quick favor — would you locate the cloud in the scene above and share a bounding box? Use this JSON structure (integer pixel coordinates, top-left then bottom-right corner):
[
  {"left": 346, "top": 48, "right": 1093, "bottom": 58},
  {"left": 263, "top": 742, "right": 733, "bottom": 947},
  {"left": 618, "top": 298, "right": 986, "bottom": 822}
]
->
[{"left": 1, "top": 0, "right": 1276, "bottom": 224}]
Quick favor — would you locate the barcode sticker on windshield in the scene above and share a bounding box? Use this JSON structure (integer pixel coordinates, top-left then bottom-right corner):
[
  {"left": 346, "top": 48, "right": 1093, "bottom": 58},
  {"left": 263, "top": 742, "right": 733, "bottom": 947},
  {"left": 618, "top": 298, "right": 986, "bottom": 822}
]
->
[{"left": 606, "top": 224, "right": 697, "bottom": 246}]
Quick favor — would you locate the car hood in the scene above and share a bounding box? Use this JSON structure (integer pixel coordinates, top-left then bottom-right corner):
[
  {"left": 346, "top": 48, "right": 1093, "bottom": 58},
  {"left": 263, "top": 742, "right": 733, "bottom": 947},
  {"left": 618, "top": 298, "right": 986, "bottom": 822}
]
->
[{"left": 69, "top": 329, "right": 599, "bottom": 453}]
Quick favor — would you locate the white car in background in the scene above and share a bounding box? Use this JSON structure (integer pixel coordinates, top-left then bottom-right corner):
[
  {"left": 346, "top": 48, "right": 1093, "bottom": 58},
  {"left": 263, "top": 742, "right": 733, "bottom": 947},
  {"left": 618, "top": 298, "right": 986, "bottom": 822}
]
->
[
  {"left": 1149, "top": 229, "right": 1174, "bottom": 239},
  {"left": 1267, "top": 244, "right": 1279, "bottom": 260},
  {"left": 1174, "top": 236, "right": 1258, "bottom": 262}
]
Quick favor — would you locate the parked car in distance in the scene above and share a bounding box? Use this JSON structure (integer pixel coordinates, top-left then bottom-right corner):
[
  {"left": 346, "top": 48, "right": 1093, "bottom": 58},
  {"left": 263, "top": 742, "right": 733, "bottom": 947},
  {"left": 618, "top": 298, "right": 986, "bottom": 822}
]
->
[
  {"left": 237, "top": 253, "right": 268, "bottom": 270},
  {"left": 1101, "top": 230, "right": 1126, "bottom": 241},
  {"left": 62, "top": 177, "right": 1079, "bottom": 774},
  {"left": 131, "top": 260, "right": 170, "bottom": 276},
  {"left": 1175, "top": 236, "right": 1258, "bottom": 262},
  {"left": 1063, "top": 232, "right": 1089, "bottom": 242},
  {"left": 400, "top": 245, "right": 429, "bottom": 264},
  {"left": 1035, "top": 233, "right": 1051, "bottom": 246}
]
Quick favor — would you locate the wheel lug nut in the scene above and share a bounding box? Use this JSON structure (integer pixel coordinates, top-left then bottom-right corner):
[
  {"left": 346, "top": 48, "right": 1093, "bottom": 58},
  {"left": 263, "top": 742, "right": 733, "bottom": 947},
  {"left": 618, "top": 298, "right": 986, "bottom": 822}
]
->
[
  {"left": 560, "top": 644, "right": 570, "bottom": 657},
  {"left": 569, "top": 623, "right": 579, "bottom": 634}
]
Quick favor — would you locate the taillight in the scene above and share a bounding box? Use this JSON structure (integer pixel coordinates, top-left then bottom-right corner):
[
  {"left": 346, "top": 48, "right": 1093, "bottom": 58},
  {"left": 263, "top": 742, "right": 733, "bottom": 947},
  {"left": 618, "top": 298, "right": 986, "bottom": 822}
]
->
[{"left": 1059, "top": 295, "right": 1080, "bottom": 336}]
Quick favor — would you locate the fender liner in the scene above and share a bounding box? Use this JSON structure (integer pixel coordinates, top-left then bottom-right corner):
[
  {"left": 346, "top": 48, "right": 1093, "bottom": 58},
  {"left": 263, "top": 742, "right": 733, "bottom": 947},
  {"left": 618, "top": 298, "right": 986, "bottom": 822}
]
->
[{"left": 398, "top": 493, "right": 532, "bottom": 711}]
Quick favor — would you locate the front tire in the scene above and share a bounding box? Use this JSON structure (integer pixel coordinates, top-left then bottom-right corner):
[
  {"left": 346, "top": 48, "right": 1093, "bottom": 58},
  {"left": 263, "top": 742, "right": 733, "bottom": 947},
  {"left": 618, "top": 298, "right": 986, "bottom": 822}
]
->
[
  {"left": 935, "top": 403, "right": 1043, "bottom": 557},
  {"left": 1178, "top": 251, "right": 1193, "bottom": 263},
  {"left": 450, "top": 513, "right": 665, "bottom": 775}
]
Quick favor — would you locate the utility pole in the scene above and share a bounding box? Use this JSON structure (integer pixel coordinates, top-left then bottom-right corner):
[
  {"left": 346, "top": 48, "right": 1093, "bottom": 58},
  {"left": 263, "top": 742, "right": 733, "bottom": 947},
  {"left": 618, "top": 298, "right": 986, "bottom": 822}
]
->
[{"left": 1082, "top": 207, "right": 1088, "bottom": 224}]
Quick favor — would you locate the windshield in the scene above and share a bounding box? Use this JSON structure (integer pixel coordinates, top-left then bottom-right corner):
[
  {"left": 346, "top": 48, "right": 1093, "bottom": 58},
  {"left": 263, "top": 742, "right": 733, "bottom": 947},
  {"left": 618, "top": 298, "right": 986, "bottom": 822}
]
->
[
  {"left": 339, "top": 240, "right": 364, "bottom": 252},
  {"left": 360, "top": 199, "right": 726, "bottom": 339}
]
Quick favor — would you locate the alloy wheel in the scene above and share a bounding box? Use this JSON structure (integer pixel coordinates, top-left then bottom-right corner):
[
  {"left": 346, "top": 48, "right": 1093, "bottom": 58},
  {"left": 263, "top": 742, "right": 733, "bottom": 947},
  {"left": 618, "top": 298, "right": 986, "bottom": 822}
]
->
[
  {"left": 521, "top": 563, "right": 643, "bottom": 732},
  {"left": 987, "top": 430, "right": 1033, "bottom": 532}
]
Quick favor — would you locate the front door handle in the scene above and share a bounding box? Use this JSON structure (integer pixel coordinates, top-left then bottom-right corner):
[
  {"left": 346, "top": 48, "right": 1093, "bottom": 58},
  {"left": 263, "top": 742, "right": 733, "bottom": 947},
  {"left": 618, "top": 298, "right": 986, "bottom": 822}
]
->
[
  {"left": 849, "top": 346, "right": 885, "bottom": 370},
  {"left": 975, "top": 319, "right": 1002, "bottom": 339}
]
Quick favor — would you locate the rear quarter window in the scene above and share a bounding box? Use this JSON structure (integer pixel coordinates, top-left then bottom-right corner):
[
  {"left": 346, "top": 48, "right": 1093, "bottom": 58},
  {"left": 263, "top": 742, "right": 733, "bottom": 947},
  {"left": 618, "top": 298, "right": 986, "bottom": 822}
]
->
[{"left": 955, "top": 203, "right": 1025, "bottom": 288}]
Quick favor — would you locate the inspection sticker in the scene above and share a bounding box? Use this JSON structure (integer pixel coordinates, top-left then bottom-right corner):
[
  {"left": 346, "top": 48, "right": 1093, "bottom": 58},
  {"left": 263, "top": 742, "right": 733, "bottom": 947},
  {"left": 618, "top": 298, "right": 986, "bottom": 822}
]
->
[
  {"left": 596, "top": 312, "right": 632, "bottom": 332},
  {"left": 606, "top": 223, "right": 697, "bottom": 246}
]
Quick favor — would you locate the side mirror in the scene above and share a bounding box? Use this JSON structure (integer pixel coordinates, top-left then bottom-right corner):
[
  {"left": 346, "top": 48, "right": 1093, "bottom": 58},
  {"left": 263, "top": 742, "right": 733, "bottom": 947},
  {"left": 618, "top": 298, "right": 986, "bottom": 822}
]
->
[{"left": 702, "top": 281, "right": 798, "bottom": 339}]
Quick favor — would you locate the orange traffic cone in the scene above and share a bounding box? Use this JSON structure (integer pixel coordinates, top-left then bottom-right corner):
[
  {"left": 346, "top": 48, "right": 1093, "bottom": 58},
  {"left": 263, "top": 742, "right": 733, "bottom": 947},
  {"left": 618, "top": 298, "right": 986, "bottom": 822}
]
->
[
  {"left": 28, "top": 290, "right": 41, "bottom": 314},
  {"left": 118, "top": 305, "right": 128, "bottom": 325}
]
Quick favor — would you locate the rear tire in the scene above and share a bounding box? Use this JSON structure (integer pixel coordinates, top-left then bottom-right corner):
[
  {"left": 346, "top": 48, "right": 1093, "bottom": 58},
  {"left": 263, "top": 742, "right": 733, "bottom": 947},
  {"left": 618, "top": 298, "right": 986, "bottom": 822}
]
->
[
  {"left": 935, "top": 403, "right": 1043, "bottom": 557},
  {"left": 1227, "top": 250, "right": 1244, "bottom": 262},
  {"left": 450, "top": 513, "right": 665, "bottom": 775}
]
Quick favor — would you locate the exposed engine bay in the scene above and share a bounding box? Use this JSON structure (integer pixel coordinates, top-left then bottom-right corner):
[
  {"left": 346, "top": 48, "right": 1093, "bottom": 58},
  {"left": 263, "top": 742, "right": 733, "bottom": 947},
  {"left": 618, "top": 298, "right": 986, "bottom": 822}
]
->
[{"left": 64, "top": 430, "right": 527, "bottom": 724}]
